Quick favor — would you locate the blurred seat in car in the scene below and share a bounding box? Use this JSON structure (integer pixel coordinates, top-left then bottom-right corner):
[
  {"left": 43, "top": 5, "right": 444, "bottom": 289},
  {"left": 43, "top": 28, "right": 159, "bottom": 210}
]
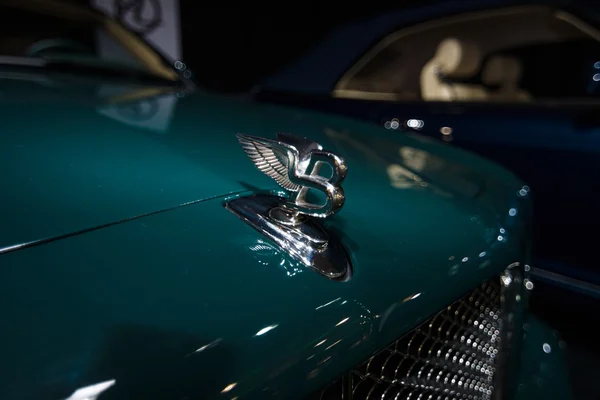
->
[
  {"left": 482, "top": 55, "right": 532, "bottom": 102},
  {"left": 421, "top": 37, "right": 489, "bottom": 101}
]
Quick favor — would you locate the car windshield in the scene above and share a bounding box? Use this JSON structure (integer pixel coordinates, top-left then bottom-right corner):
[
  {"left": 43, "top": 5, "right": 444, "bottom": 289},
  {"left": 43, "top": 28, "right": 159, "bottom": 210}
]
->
[{"left": 0, "top": 1, "right": 178, "bottom": 83}]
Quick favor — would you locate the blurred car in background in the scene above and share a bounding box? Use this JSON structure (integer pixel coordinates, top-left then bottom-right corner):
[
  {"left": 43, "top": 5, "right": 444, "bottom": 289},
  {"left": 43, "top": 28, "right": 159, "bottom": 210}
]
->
[
  {"left": 254, "top": 0, "right": 600, "bottom": 295},
  {"left": 0, "top": 0, "right": 195, "bottom": 133},
  {"left": 1, "top": 0, "right": 184, "bottom": 82}
]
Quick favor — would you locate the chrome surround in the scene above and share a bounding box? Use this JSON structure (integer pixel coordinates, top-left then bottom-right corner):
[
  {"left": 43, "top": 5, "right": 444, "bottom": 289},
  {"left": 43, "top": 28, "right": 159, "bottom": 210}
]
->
[
  {"left": 225, "top": 194, "right": 352, "bottom": 281},
  {"left": 494, "top": 262, "right": 526, "bottom": 400}
]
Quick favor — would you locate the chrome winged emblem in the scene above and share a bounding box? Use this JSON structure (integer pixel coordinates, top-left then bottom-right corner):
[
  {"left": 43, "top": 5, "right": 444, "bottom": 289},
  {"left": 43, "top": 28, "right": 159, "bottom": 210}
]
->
[
  {"left": 236, "top": 132, "right": 347, "bottom": 219},
  {"left": 225, "top": 132, "right": 352, "bottom": 281}
]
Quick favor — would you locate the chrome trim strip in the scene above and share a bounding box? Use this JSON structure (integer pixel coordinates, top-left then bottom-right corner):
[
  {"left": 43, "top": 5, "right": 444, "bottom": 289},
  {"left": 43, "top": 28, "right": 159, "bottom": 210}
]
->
[
  {"left": 494, "top": 262, "right": 524, "bottom": 400},
  {"left": 530, "top": 266, "right": 600, "bottom": 296}
]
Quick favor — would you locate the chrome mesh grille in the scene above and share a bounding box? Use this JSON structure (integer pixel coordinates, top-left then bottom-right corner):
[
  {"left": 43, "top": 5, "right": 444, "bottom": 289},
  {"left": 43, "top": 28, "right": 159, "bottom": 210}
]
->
[{"left": 313, "top": 277, "right": 504, "bottom": 400}]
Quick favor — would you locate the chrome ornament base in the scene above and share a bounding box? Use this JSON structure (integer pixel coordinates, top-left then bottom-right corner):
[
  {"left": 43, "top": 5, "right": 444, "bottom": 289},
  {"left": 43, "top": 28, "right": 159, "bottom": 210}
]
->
[{"left": 225, "top": 194, "right": 352, "bottom": 281}]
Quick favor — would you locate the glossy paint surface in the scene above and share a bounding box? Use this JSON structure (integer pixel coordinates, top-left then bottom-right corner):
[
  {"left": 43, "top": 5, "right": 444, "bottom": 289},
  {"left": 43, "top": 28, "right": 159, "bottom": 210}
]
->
[
  {"left": 0, "top": 82, "right": 551, "bottom": 399},
  {"left": 515, "top": 316, "right": 573, "bottom": 400}
]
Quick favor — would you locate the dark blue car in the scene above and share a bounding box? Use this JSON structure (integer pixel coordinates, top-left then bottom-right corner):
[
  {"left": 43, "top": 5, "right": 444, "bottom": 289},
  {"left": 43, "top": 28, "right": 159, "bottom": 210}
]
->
[{"left": 254, "top": 0, "right": 600, "bottom": 296}]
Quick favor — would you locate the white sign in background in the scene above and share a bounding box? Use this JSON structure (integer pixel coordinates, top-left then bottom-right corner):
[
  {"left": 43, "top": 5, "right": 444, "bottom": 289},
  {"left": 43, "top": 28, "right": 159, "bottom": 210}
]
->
[
  {"left": 90, "top": 0, "right": 181, "bottom": 132},
  {"left": 91, "top": 0, "right": 181, "bottom": 60}
]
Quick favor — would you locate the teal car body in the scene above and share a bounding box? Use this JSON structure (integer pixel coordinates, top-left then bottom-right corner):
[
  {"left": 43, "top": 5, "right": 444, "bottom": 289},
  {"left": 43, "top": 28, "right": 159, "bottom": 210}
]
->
[{"left": 0, "top": 81, "right": 571, "bottom": 399}]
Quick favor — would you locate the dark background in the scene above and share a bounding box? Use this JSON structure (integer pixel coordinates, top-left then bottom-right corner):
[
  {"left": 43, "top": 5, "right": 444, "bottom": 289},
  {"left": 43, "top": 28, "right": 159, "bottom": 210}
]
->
[{"left": 177, "top": 2, "right": 440, "bottom": 92}]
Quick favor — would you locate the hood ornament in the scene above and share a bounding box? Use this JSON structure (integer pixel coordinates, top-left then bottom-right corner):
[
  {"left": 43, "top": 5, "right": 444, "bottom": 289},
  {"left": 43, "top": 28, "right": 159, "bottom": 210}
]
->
[
  {"left": 225, "top": 133, "right": 352, "bottom": 281},
  {"left": 237, "top": 132, "right": 348, "bottom": 220}
]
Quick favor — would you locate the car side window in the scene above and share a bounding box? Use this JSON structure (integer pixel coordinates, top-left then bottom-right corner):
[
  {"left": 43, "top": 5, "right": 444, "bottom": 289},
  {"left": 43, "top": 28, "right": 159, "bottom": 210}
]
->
[
  {"left": 496, "top": 39, "right": 600, "bottom": 101},
  {"left": 334, "top": 6, "right": 600, "bottom": 105}
]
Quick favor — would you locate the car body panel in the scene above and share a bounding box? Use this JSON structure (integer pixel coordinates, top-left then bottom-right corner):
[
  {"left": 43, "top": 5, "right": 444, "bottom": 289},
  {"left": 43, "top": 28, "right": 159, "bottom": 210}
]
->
[
  {"left": 0, "top": 96, "right": 242, "bottom": 249},
  {"left": 515, "top": 316, "right": 573, "bottom": 400},
  {"left": 0, "top": 84, "right": 525, "bottom": 251},
  {"left": 0, "top": 81, "right": 540, "bottom": 399},
  {"left": 0, "top": 186, "right": 521, "bottom": 399}
]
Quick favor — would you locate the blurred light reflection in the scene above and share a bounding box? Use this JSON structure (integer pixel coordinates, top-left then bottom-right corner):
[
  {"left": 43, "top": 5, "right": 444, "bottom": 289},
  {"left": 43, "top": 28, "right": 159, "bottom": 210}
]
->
[
  {"left": 402, "top": 292, "right": 422, "bottom": 303},
  {"left": 254, "top": 324, "right": 278, "bottom": 336},
  {"left": 221, "top": 383, "right": 237, "bottom": 393},
  {"left": 315, "top": 297, "right": 341, "bottom": 310}
]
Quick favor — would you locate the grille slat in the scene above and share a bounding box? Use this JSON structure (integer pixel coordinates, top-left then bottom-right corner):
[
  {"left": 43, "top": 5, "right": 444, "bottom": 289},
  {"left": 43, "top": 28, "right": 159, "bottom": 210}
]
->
[{"left": 313, "top": 276, "right": 507, "bottom": 400}]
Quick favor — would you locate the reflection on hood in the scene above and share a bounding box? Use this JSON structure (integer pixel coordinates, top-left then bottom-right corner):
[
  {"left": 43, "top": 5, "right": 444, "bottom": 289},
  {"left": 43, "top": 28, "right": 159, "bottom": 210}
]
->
[{"left": 324, "top": 128, "right": 483, "bottom": 200}]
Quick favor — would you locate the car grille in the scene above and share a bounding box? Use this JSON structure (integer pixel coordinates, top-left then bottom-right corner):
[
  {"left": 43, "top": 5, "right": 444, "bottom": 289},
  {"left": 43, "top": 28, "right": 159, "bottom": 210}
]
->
[{"left": 310, "top": 273, "right": 514, "bottom": 400}]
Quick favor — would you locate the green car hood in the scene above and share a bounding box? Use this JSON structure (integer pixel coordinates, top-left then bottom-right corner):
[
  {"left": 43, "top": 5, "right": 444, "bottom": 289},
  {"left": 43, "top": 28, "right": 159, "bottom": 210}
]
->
[{"left": 0, "top": 86, "right": 531, "bottom": 399}]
